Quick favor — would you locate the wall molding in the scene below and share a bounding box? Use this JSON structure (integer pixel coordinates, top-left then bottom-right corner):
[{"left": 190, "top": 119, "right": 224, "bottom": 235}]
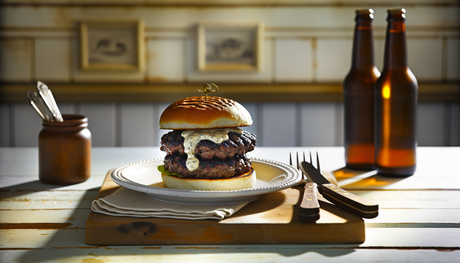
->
[
  {"left": 1, "top": 82, "right": 459, "bottom": 103},
  {"left": 1, "top": 0, "right": 458, "bottom": 7}
]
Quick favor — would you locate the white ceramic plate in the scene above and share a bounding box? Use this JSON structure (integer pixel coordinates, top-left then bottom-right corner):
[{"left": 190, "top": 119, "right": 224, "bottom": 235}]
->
[{"left": 111, "top": 157, "right": 302, "bottom": 205}]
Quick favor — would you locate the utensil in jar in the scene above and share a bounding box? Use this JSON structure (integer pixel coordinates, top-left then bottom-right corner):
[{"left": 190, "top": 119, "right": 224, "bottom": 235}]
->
[
  {"left": 26, "top": 89, "right": 53, "bottom": 121},
  {"left": 301, "top": 152, "right": 379, "bottom": 218},
  {"left": 289, "top": 152, "right": 320, "bottom": 223},
  {"left": 36, "top": 81, "right": 63, "bottom": 122}
]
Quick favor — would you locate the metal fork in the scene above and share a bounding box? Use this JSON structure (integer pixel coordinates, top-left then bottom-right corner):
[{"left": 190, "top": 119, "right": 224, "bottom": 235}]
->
[
  {"left": 300, "top": 152, "right": 379, "bottom": 218},
  {"left": 289, "top": 152, "right": 320, "bottom": 222},
  {"left": 289, "top": 152, "right": 306, "bottom": 183}
]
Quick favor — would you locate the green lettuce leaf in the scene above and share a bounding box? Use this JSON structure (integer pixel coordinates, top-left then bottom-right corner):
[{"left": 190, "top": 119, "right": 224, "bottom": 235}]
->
[{"left": 157, "top": 165, "right": 184, "bottom": 178}]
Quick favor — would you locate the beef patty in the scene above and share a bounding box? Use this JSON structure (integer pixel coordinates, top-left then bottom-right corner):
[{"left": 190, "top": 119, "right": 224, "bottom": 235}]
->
[{"left": 160, "top": 130, "right": 257, "bottom": 178}]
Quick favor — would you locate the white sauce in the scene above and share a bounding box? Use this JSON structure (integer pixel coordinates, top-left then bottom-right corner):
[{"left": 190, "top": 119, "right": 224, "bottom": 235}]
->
[{"left": 181, "top": 128, "right": 242, "bottom": 171}]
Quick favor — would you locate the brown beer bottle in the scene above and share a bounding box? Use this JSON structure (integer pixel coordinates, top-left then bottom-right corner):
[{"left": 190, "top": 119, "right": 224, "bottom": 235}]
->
[
  {"left": 344, "top": 9, "right": 380, "bottom": 170},
  {"left": 375, "top": 8, "right": 418, "bottom": 176}
]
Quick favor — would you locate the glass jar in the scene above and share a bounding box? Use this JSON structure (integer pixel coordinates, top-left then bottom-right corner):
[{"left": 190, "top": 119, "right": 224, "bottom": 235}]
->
[{"left": 39, "top": 114, "right": 91, "bottom": 184}]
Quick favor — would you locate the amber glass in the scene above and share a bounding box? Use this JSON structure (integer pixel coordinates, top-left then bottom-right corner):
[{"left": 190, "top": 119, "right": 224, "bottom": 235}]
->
[
  {"left": 375, "top": 8, "right": 418, "bottom": 176},
  {"left": 344, "top": 9, "right": 380, "bottom": 170},
  {"left": 39, "top": 114, "right": 92, "bottom": 184}
]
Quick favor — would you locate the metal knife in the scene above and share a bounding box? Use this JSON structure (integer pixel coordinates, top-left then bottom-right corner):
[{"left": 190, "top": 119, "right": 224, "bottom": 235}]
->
[{"left": 300, "top": 160, "right": 379, "bottom": 219}]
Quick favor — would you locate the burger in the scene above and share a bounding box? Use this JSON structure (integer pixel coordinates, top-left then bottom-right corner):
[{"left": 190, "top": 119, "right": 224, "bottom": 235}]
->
[{"left": 158, "top": 95, "right": 257, "bottom": 191}]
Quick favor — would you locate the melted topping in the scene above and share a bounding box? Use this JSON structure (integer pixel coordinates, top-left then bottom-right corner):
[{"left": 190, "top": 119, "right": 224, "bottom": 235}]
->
[{"left": 182, "top": 128, "right": 242, "bottom": 171}]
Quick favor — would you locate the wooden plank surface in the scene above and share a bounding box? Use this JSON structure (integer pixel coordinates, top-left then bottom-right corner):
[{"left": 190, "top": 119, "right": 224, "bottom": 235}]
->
[
  {"left": 1, "top": 246, "right": 459, "bottom": 263},
  {"left": 85, "top": 171, "right": 365, "bottom": 245},
  {"left": 1, "top": 147, "right": 459, "bottom": 262},
  {"left": 4, "top": 228, "right": 460, "bottom": 249}
]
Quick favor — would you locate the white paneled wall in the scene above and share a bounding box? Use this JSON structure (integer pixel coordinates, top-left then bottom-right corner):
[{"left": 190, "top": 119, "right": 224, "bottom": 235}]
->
[
  {"left": 451, "top": 104, "right": 460, "bottom": 146},
  {"left": 0, "top": 4, "right": 458, "bottom": 84},
  {"left": 35, "top": 38, "right": 71, "bottom": 82},
  {"left": 0, "top": 39, "right": 33, "bottom": 82},
  {"left": 300, "top": 103, "right": 341, "bottom": 147},
  {"left": 12, "top": 104, "right": 42, "bottom": 147},
  {"left": 447, "top": 38, "right": 460, "bottom": 81},
  {"left": 0, "top": 104, "right": 11, "bottom": 146},
  {"left": 0, "top": 2, "right": 459, "bottom": 147},
  {"left": 260, "top": 103, "right": 297, "bottom": 146},
  {"left": 408, "top": 38, "right": 443, "bottom": 82},
  {"left": 186, "top": 38, "right": 272, "bottom": 83},
  {"left": 275, "top": 39, "right": 313, "bottom": 82},
  {"left": 316, "top": 39, "right": 352, "bottom": 82},
  {"left": 147, "top": 39, "right": 184, "bottom": 83},
  {"left": 119, "top": 103, "right": 156, "bottom": 147},
  {"left": 79, "top": 104, "right": 117, "bottom": 147},
  {"left": 417, "top": 104, "right": 445, "bottom": 146},
  {"left": 1, "top": 102, "right": 459, "bottom": 147}
]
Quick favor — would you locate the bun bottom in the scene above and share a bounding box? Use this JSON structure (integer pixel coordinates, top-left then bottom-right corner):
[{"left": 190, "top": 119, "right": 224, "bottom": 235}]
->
[{"left": 161, "top": 168, "right": 256, "bottom": 191}]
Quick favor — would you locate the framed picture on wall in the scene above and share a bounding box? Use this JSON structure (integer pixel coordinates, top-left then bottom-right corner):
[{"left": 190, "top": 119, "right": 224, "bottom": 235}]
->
[
  {"left": 198, "top": 22, "right": 263, "bottom": 72},
  {"left": 80, "top": 19, "right": 144, "bottom": 71}
]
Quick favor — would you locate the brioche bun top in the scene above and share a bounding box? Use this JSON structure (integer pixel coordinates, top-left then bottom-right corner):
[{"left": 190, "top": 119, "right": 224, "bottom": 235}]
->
[{"left": 159, "top": 96, "right": 253, "bottom": 130}]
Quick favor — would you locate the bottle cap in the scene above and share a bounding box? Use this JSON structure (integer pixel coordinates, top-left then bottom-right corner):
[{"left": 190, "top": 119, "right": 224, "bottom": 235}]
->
[
  {"left": 387, "top": 8, "right": 406, "bottom": 21},
  {"left": 355, "top": 9, "right": 374, "bottom": 21}
]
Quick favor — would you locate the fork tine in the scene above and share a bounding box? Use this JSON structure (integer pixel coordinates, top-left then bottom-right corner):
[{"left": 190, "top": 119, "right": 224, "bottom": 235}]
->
[
  {"left": 316, "top": 152, "right": 321, "bottom": 172},
  {"left": 295, "top": 152, "right": 299, "bottom": 169},
  {"left": 296, "top": 152, "right": 307, "bottom": 179},
  {"left": 309, "top": 151, "right": 313, "bottom": 165},
  {"left": 289, "top": 152, "right": 292, "bottom": 166},
  {"left": 296, "top": 152, "right": 300, "bottom": 170}
]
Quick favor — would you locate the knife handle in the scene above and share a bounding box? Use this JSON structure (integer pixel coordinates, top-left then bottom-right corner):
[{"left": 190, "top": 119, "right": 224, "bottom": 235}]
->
[
  {"left": 299, "top": 182, "right": 320, "bottom": 223},
  {"left": 320, "top": 183, "right": 379, "bottom": 219}
]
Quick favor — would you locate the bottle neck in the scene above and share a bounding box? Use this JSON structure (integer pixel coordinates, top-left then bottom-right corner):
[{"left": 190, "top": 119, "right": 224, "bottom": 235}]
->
[
  {"left": 351, "top": 20, "right": 375, "bottom": 69},
  {"left": 383, "top": 20, "right": 408, "bottom": 69}
]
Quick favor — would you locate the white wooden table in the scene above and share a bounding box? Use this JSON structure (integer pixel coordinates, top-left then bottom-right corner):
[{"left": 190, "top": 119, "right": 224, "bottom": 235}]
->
[{"left": 1, "top": 147, "right": 459, "bottom": 262}]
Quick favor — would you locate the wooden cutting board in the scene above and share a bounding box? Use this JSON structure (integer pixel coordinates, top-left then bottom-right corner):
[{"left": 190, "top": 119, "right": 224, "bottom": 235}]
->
[{"left": 85, "top": 171, "right": 365, "bottom": 245}]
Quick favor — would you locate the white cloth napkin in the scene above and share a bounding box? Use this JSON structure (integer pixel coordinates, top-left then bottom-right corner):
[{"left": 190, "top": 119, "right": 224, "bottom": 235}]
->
[{"left": 91, "top": 187, "right": 248, "bottom": 220}]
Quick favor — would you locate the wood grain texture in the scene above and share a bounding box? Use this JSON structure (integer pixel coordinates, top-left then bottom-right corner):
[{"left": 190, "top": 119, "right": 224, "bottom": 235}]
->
[
  {"left": 299, "top": 183, "right": 320, "bottom": 222},
  {"left": 320, "top": 183, "right": 378, "bottom": 218},
  {"left": 0, "top": 247, "right": 459, "bottom": 263},
  {"left": 85, "top": 171, "right": 365, "bottom": 245},
  {"left": 2, "top": 83, "right": 459, "bottom": 103},
  {"left": 0, "top": 147, "right": 459, "bottom": 262}
]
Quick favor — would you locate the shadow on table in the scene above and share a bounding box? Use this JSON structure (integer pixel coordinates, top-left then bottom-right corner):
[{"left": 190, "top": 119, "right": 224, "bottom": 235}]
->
[
  {"left": 0, "top": 179, "right": 68, "bottom": 193},
  {"left": 16, "top": 182, "right": 357, "bottom": 262},
  {"left": 19, "top": 246, "right": 357, "bottom": 262},
  {"left": 332, "top": 167, "right": 410, "bottom": 189},
  {"left": 0, "top": 180, "right": 99, "bottom": 211}
]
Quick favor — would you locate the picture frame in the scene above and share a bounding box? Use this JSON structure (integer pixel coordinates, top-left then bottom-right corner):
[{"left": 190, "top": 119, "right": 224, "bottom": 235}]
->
[
  {"left": 80, "top": 19, "right": 144, "bottom": 71},
  {"left": 197, "top": 22, "right": 263, "bottom": 72}
]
